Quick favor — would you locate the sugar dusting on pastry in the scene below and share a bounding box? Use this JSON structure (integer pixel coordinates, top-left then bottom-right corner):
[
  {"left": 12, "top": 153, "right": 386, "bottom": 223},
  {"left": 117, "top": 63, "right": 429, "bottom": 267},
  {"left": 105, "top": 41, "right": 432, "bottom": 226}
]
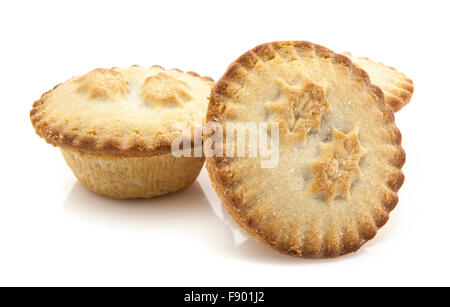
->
[
  {"left": 311, "top": 128, "right": 363, "bottom": 204},
  {"left": 265, "top": 77, "right": 329, "bottom": 142},
  {"left": 75, "top": 68, "right": 129, "bottom": 100},
  {"left": 141, "top": 72, "right": 193, "bottom": 108}
]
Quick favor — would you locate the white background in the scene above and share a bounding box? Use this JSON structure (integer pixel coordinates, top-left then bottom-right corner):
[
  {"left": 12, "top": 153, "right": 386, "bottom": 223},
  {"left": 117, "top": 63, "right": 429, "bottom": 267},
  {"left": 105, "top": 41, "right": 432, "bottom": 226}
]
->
[{"left": 1, "top": 0, "right": 449, "bottom": 286}]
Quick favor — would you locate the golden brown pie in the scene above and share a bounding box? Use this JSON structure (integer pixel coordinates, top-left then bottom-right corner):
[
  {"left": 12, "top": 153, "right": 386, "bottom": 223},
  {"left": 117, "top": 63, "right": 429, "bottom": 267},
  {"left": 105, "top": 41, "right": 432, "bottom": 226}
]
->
[
  {"left": 206, "top": 41, "right": 405, "bottom": 258},
  {"left": 31, "top": 65, "right": 214, "bottom": 199}
]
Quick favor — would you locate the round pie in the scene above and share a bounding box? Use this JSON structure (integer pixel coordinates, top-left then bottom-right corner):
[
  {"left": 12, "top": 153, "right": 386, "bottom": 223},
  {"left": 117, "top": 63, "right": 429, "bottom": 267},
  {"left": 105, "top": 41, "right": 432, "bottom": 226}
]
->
[
  {"left": 206, "top": 41, "right": 405, "bottom": 258},
  {"left": 31, "top": 65, "right": 214, "bottom": 199}
]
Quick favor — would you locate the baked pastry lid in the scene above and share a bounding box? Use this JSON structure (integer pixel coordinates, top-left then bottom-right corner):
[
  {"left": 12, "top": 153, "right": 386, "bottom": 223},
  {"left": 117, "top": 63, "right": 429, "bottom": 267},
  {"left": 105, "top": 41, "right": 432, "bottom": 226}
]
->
[
  {"left": 206, "top": 41, "right": 405, "bottom": 258},
  {"left": 30, "top": 66, "right": 214, "bottom": 157}
]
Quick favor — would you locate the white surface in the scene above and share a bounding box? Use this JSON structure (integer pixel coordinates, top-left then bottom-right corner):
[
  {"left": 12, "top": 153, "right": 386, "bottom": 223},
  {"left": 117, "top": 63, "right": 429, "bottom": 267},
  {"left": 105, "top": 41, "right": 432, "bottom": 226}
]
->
[{"left": 1, "top": 0, "right": 449, "bottom": 286}]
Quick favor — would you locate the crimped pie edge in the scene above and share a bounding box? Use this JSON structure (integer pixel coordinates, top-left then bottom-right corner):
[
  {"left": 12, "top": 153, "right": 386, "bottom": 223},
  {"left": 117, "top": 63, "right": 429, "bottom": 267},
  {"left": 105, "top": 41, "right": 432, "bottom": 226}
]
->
[
  {"left": 206, "top": 41, "right": 405, "bottom": 258},
  {"left": 30, "top": 65, "right": 214, "bottom": 157}
]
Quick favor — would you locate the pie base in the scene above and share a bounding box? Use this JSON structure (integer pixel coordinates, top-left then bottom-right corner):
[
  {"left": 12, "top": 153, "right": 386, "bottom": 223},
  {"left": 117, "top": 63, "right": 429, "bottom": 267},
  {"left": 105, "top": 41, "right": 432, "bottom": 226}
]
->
[{"left": 61, "top": 149, "right": 204, "bottom": 199}]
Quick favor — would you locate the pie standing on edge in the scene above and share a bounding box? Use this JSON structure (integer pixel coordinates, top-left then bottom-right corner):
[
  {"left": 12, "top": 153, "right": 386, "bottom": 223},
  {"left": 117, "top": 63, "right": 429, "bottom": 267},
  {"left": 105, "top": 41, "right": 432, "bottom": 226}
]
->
[
  {"left": 342, "top": 53, "right": 414, "bottom": 112},
  {"left": 206, "top": 41, "right": 405, "bottom": 258},
  {"left": 31, "top": 65, "right": 214, "bottom": 199}
]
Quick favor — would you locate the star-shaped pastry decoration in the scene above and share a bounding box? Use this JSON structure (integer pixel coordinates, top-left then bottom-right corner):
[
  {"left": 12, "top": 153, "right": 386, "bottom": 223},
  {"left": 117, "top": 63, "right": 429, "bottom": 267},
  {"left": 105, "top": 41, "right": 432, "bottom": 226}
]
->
[
  {"left": 76, "top": 68, "right": 128, "bottom": 100},
  {"left": 141, "top": 72, "right": 193, "bottom": 108},
  {"left": 311, "top": 128, "right": 364, "bottom": 204},
  {"left": 265, "top": 78, "right": 329, "bottom": 141}
]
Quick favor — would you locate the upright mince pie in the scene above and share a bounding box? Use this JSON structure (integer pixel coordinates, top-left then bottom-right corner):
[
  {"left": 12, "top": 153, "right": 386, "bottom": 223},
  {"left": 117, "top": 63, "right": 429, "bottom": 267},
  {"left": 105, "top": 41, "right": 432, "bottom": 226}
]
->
[
  {"left": 206, "top": 41, "right": 405, "bottom": 258},
  {"left": 342, "top": 53, "right": 414, "bottom": 112},
  {"left": 31, "top": 65, "right": 214, "bottom": 199}
]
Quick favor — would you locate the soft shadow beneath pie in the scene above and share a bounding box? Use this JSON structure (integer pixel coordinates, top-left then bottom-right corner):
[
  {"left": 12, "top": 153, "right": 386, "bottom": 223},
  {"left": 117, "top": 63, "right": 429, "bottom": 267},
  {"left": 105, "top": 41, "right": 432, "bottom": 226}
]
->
[{"left": 63, "top": 180, "right": 235, "bottom": 248}]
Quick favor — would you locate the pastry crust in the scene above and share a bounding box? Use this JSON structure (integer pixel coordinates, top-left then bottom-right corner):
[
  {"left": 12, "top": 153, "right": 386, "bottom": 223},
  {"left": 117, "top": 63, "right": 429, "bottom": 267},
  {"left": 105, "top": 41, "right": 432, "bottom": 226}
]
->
[
  {"left": 206, "top": 41, "right": 405, "bottom": 258},
  {"left": 342, "top": 53, "right": 414, "bottom": 112},
  {"left": 30, "top": 65, "right": 214, "bottom": 157},
  {"left": 61, "top": 148, "right": 204, "bottom": 199},
  {"left": 31, "top": 65, "right": 213, "bottom": 199}
]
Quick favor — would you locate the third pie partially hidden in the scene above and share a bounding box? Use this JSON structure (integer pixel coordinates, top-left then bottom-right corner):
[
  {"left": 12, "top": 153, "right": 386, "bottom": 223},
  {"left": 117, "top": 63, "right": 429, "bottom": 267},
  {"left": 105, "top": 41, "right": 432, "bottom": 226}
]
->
[
  {"left": 342, "top": 53, "right": 414, "bottom": 112},
  {"left": 207, "top": 41, "right": 405, "bottom": 258}
]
